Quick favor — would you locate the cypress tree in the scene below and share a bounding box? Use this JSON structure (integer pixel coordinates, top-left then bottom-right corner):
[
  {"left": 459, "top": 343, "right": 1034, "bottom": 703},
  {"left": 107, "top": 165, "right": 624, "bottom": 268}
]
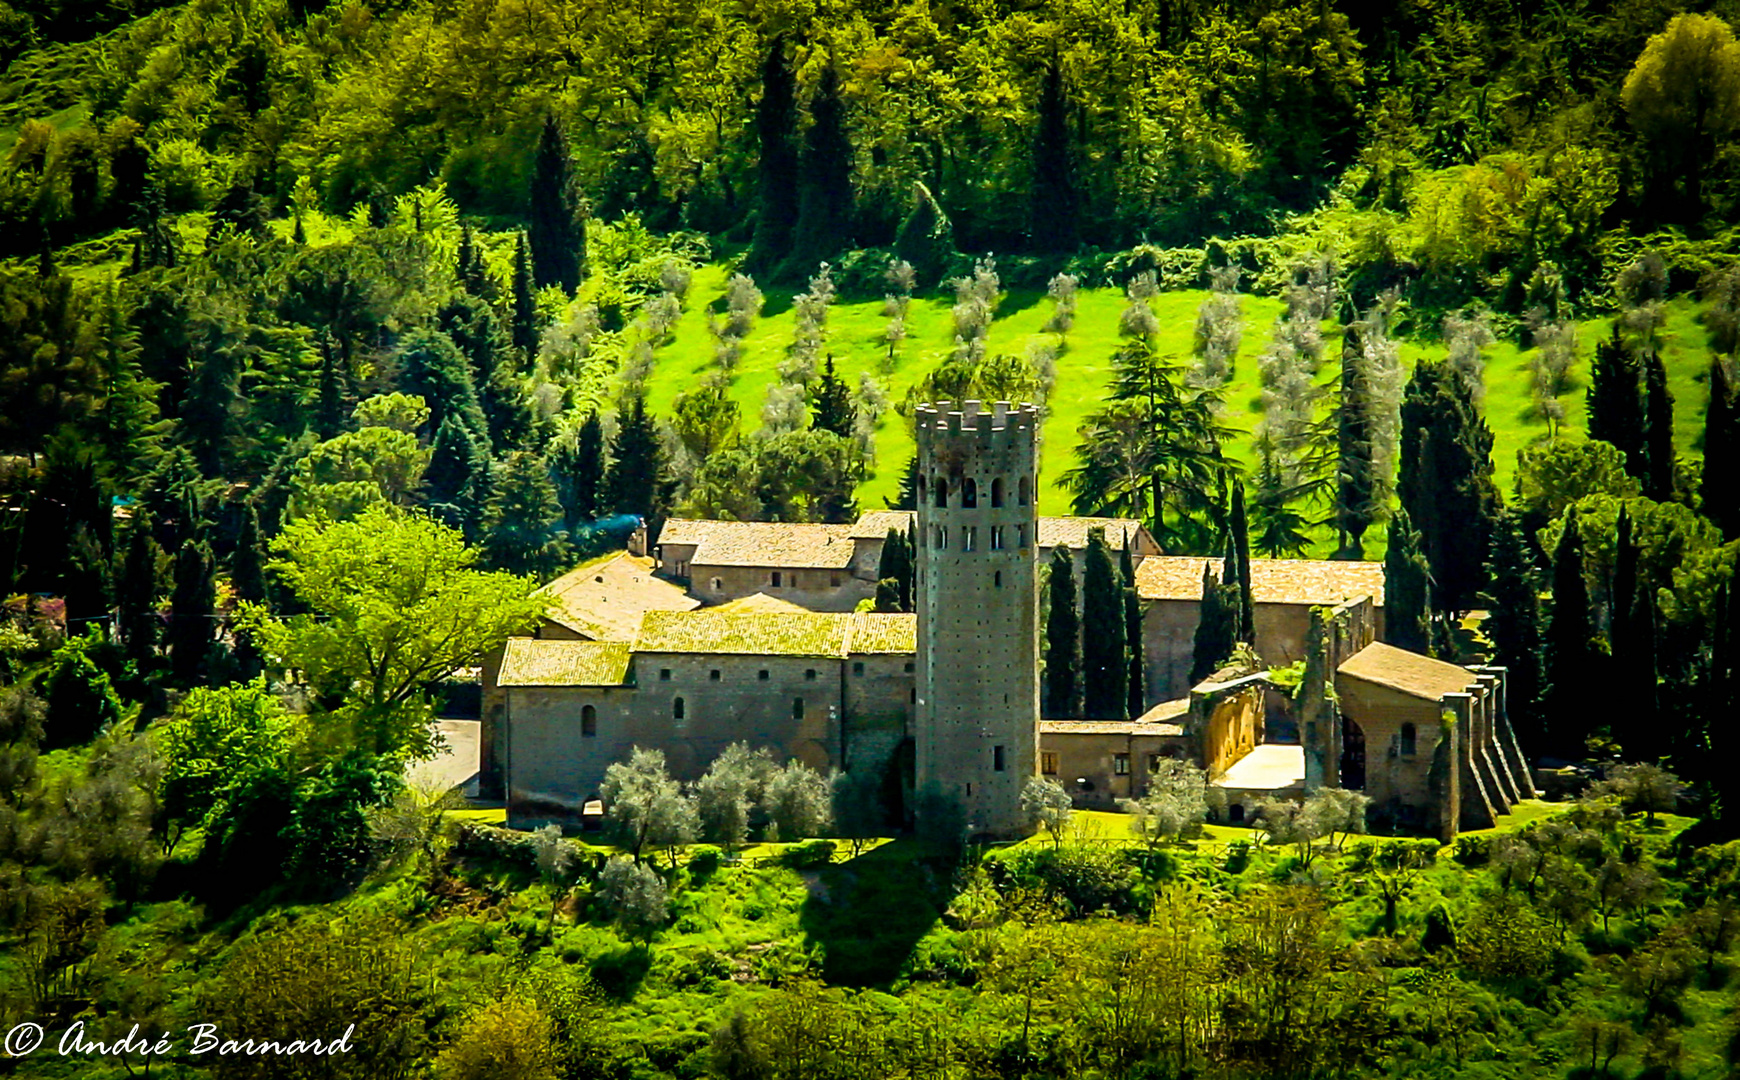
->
[
  {"left": 1587, "top": 324, "right": 1647, "bottom": 482},
  {"left": 876, "top": 528, "right": 914, "bottom": 612},
  {"left": 783, "top": 61, "right": 854, "bottom": 277},
  {"left": 748, "top": 36, "right": 799, "bottom": 276},
  {"left": 1191, "top": 563, "right": 1239, "bottom": 685},
  {"left": 1481, "top": 509, "right": 1545, "bottom": 752},
  {"left": 1385, "top": 508, "right": 1432, "bottom": 654},
  {"left": 556, "top": 411, "right": 607, "bottom": 528},
  {"left": 1082, "top": 528, "right": 1129, "bottom": 720},
  {"left": 811, "top": 355, "right": 854, "bottom": 438},
  {"left": 440, "top": 293, "right": 530, "bottom": 454},
  {"left": 1121, "top": 542, "right": 1144, "bottom": 718},
  {"left": 1044, "top": 546, "right": 1079, "bottom": 718},
  {"left": 232, "top": 503, "right": 269, "bottom": 605},
  {"left": 1336, "top": 324, "right": 1376, "bottom": 558},
  {"left": 456, "top": 224, "right": 494, "bottom": 299},
  {"left": 1030, "top": 56, "right": 1077, "bottom": 254},
  {"left": 1229, "top": 481, "right": 1255, "bottom": 646},
  {"left": 1544, "top": 510, "right": 1601, "bottom": 759},
  {"left": 1642, "top": 351, "right": 1676, "bottom": 502},
  {"left": 512, "top": 232, "right": 539, "bottom": 357},
  {"left": 168, "top": 539, "right": 215, "bottom": 685},
  {"left": 1397, "top": 360, "right": 1501, "bottom": 614},
  {"left": 888, "top": 452, "right": 920, "bottom": 511},
  {"left": 117, "top": 510, "right": 163, "bottom": 671},
  {"left": 1702, "top": 359, "right": 1738, "bottom": 539},
  {"left": 1608, "top": 508, "right": 1661, "bottom": 761},
  {"left": 529, "top": 114, "right": 586, "bottom": 293},
  {"left": 315, "top": 331, "right": 349, "bottom": 441},
  {"left": 605, "top": 394, "right": 664, "bottom": 520},
  {"left": 1711, "top": 582, "right": 1740, "bottom": 822}
]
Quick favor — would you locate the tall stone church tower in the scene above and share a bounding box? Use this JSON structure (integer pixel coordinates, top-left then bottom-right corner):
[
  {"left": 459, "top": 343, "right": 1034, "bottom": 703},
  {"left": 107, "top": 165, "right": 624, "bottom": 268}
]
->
[{"left": 913, "top": 400, "right": 1041, "bottom": 838}]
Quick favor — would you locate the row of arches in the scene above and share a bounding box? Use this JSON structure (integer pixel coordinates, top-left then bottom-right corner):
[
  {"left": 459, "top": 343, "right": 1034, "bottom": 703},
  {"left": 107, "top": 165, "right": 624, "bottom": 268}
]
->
[{"left": 918, "top": 474, "right": 1031, "bottom": 510}]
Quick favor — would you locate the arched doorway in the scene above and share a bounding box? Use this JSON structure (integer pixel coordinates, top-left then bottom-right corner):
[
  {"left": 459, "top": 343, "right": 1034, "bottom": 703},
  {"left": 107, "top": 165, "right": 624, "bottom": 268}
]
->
[{"left": 1341, "top": 717, "right": 1366, "bottom": 790}]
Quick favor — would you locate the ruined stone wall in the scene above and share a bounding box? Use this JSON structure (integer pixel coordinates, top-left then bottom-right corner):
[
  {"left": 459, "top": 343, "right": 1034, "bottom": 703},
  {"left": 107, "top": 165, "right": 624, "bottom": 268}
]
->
[
  {"left": 1191, "top": 673, "right": 1268, "bottom": 779},
  {"left": 1299, "top": 596, "right": 1378, "bottom": 791}
]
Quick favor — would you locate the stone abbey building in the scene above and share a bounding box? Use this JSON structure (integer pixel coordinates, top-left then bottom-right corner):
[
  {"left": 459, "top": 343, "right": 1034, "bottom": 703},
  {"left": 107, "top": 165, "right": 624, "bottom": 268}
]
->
[{"left": 488, "top": 400, "right": 1531, "bottom": 839}]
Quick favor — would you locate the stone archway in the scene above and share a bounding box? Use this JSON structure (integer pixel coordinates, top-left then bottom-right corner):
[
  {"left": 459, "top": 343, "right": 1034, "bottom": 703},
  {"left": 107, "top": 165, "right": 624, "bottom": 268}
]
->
[{"left": 1341, "top": 717, "right": 1367, "bottom": 790}]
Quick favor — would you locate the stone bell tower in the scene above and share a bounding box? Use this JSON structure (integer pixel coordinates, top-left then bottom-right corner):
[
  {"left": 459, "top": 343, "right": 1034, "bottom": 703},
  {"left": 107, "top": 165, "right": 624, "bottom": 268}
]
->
[{"left": 913, "top": 400, "right": 1041, "bottom": 838}]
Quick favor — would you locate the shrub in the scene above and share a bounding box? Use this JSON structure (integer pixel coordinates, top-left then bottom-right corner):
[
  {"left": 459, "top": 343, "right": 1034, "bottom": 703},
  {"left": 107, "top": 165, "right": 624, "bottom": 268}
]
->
[{"left": 778, "top": 839, "right": 836, "bottom": 870}]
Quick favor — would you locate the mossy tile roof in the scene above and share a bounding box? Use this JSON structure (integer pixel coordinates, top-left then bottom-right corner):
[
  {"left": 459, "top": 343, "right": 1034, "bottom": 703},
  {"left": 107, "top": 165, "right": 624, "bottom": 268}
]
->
[
  {"left": 498, "top": 639, "right": 633, "bottom": 687},
  {"left": 635, "top": 610, "right": 853, "bottom": 657}
]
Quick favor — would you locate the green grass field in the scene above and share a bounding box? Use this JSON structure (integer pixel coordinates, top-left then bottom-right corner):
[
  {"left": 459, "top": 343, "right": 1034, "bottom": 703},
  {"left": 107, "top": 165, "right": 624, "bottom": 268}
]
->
[{"left": 642, "top": 267, "right": 1720, "bottom": 556}]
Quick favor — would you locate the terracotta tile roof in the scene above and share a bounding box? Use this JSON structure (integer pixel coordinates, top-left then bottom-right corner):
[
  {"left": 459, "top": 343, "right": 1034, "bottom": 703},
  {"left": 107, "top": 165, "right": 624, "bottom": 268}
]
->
[
  {"left": 1137, "top": 698, "right": 1191, "bottom": 724},
  {"left": 1036, "top": 517, "right": 1147, "bottom": 551},
  {"left": 635, "top": 609, "right": 853, "bottom": 657},
  {"left": 684, "top": 521, "right": 858, "bottom": 569},
  {"left": 849, "top": 510, "right": 916, "bottom": 539},
  {"left": 1039, "top": 719, "right": 1187, "bottom": 737},
  {"left": 1135, "top": 557, "right": 1386, "bottom": 607},
  {"left": 498, "top": 639, "right": 632, "bottom": 687},
  {"left": 539, "top": 552, "right": 699, "bottom": 640},
  {"left": 712, "top": 593, "right": 812, "bottom": 615},
  {"left": 848, "top": 612, "right": 917, "bottom": 654},
  {"left": 1337, "top": 641, "right": 1476, "bottom": 701}
]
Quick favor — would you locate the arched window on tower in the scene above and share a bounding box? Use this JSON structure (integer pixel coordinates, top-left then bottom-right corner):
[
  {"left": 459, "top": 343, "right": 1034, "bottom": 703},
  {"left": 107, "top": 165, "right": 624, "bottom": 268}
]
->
[
  {"left": 1018, "top": 476, "right": 1031, "bottom": 505},
  {"left": 934, "top": 477, "right": 948, "bottom": 508},
  {"left": 962, "top": 478, "right": 978, "bottom": 508},
  {"left": 991, "top": 478, "right": 1004, "bottom": 507},
  {"left": 917, "top": 474, "right": 927, "bottom": 503}
]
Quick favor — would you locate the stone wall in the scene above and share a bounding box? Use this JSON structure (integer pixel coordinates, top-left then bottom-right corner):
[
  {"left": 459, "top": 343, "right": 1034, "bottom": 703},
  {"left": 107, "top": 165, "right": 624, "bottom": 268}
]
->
[
  {"left": 1191, "top": 672, "right": 1267, "bottom": 778},
  {"left": 1143, "top": 600, "right": 1386, "bottom": 703},
  {"left": 688, "top": 564, "right": 872, "bottom": 611},
  {"left": 1299, "top": 596, "right": 1379, "bottom": 791},
  {"left": 1038, "top": 729, "right": 1196, "bottom": 810}
]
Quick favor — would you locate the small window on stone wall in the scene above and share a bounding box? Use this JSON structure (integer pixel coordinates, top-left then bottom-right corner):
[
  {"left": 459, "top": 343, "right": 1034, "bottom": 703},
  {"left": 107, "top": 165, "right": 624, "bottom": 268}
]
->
[
  {"left": 1041, "top": 751, "right": 1058, "bottom": 775},
  {"left": 994, "top": 570, "right": 1002, "bottom": 588},
  {"left": 1229, "top": 803, "right": 1245, "bottom": 824},
  {"left": 673, "top": 697, "right": 685, "bottom": 720},
  {"left": 993, "top": 745, "right": 1006, "bottom": 772},
  {"left": 1147, "top": 753, "right": 1159, "bottom": 774},
  {"left": 831, "top": 572, "right": 842, "bottom": 587},
  {"left": 1018, "top": 476, "right": 1031, "bottom": 505},
  {"left": 582, "top": 705, "right": 597, "bottom": 738},
  {"left": 792, "top": 697, "right": 805, "bottom": 720},
  {"left": 771, "top": 571, "right": 782, "bottom": 587},
  {"left": 710, "top": 577, "right": 722, "bottom": 591},
  {"left": 853, "top": 661, "right": 864, "bottom": 676},
  {"left": 904, "top": 662, "right": 914, "bottom": 673},
  {"left": 962, "top": 478, "right": 978, "bottom": 508},
  {"left": 910, "top": 688, "right": 916, "bottom": 704},
  {"left": 1114, "top": 753, "right": 1131, "bottom": 775},
  {"left": 991, "top": 477, "right": 1004, "bottom": 507},
  {"left": 659, "top": 669, "right": 671, "bottom": 681},
  {"left": 934, "top": 478, "right": 948, "bottom": 507},
  {"left": 709, "top": 669, "right": 721, "bottom": 681},
  {"left": 1401, "top": 722, "right": 1417, "bottom": 756},
  {"left": 805, "top": 669, "right": 817, "bottom": 681},
  {"left": 759, "top": 670, "right": 770, "bottom": 681}
]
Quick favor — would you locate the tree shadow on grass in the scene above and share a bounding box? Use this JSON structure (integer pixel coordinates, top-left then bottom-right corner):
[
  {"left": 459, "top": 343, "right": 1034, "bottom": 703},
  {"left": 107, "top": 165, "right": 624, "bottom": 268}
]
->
[
  {"left": 997, "top": 287, "right": 1046, "bottom": 321},
  {"left": 798, "top": 837, "right": 956, "bottom": 987}
]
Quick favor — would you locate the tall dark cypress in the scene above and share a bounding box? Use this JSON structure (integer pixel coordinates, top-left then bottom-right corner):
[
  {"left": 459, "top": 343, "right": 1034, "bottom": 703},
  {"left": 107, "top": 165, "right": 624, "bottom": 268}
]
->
[
  {"left": 1481, "top": 509, "right": 1545, "bottom": 753},
  {"left": 1642, "top": 352, "right": 1676, "bottom": 502},
  {"left": 783, "top": 61, "right": 854, "bottom": 277},
  {"left": 1081, "top": 529, "right": 1129, "bottom": 720},
  {"left": 1029, "top": 56, "right": 1078, "bottom": 254},
  {"left": 528, "top": 114, "right": 586, "bottom": 293},
  {"left": 1044, "top": 546, "right": 1079, "bottom": 718},
  {"left": 1711, "top": 582, "right": 1740, "bottom": 822},
  {"left": 1608, "top": 508, "right": 1661, "bottom": 761},
  {"left": 511, "top": 232, "right": 539, "bottom": 357},
  {"left": 605, "top": 394, "right": 664, "bottom": 520},
  {"left": 748, "top": 36, "right": 799, "bottom": 276},
  {"left": 1191, "top": 563, "right": 1239, "bottom": 684},
  {"left": 1397, "top": 360, "right": 1500, "bottom": 614},
  {"left": 1385, "top": 508, "right": 1431, "bottom": 654},
  {"left": 811, "top": 355, "right": 854, "bottom": 437},
  {"left": 456, "top": 224, "right": 494, "bottom": 299},
  {"left": 232, "top": 503, "right": 268, "bottom": 605},
  {"left": 553, "top": 412, "right": 606, "bottom": 531},
  {"left": 314, "top": 330, "right": 349, "bottom": 441},
  {"left": 888, "top": 452, "right": 920, "bottom": 511},
  {"left": 1702, "top": 360, "right": 1738, "bottom": 539},
  {"left": 1229, "top": 481, "right": 1255, "bottom": 646},
  {"left": 117, "top": 510, "right": 163, "bottom": 670},
  {"left": 1336, "top": 325, "right": 1376, "bottom": 558},
  {"left": 876, "top": 528, "right": 914, "bottom": 612},
  {"left": 1544, "top": 509, "right": 1601, "bottom": 760},
  {"left": 1121, "top": 542, "right": 1144, "bottom": 718},
  {"left": 168, "top": 540, "right": 215, "bottom": 685},
  {"left": 1587, "top": 324, "right": 1647, "bottom": 482}
]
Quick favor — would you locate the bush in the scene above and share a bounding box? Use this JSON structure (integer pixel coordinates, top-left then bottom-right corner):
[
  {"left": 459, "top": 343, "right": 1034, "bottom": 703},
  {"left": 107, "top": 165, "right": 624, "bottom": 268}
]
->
[
  {"left": 777, "top": 839, "right": 836, "bottom": 870},
  {"left": 1225, "top": 840, "right": 1253, "bottom": 874},
  {"left": 687, "top": 845, "right": 723, "bottom": 875},
  {"left": 1454, "top": 834, "right": 1493, "bottom": 866}
]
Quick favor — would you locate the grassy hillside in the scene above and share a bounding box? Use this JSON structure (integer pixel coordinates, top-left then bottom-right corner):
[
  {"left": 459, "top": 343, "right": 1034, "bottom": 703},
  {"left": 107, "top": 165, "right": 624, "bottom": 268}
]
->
[{"left": 640, "top": 265, "right": 1719, "bottom": 554}]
